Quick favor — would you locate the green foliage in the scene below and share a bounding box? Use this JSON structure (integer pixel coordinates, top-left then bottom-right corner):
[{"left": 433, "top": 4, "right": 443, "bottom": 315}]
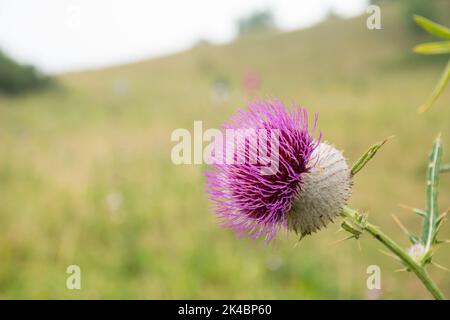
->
[
  {"left": 422, "top": 135, "right": 443, "bottom": 253},
  {"left": 419, "top": 58, "right": 450, "bottom": 112},
  {"left": 237, "top": 9, "right": 277, "bottom": 36},
  {"left": 0, "top": 50, "right": 50, "bottom": 95},
  {"left": 414, "top": 41, "right": 450, "bottom": 55},
  {"left": 394, "top": 135, "right": 448, "bottom": 271},
  {"left": 343, "top": 136, "right": 447, "bottom": 299},
  {"left": 402, "top": 0, "right": 436, "bottom": 33},
  {"left": 413, "top": 15, "right": 450, "bottom": 39},
  {"left": 350, "top": 137, "right": 392, "bottom": 177},
  {"left": 413, "top": 16, "right": 450, "bottom": 112}
]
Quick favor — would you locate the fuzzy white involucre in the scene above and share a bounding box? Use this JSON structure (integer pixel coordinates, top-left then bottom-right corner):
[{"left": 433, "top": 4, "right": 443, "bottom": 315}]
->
[{"left": 288, "top": 142, "right": 352, "bottom": 237}]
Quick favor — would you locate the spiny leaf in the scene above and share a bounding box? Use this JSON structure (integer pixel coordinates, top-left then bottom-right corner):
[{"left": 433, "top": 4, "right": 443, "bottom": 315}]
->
[
  {"left": 422, "top": 135, "right": 442, "bottom": 252},
  {"left": 351, "top": 136, "right": 393, "bottom": 176},
  {"left": 414, "top": 41, "right": 450, "bottom": 55},
  {"left": 419, "top": 58, "right": 450, "bottom": 113},
  {"left": 414, "top": 15, "right": 450, "bottom": 39}
]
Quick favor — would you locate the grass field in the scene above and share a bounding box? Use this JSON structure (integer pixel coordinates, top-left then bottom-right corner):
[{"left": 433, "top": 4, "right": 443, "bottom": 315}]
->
[{"left": 0, "top": 2, "right": 450, "bottom": 299}]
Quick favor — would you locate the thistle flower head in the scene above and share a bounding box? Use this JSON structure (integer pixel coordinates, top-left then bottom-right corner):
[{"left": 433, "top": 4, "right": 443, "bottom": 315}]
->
[{"left": 205, "top": 98, "right": 352, "bottom": 243}]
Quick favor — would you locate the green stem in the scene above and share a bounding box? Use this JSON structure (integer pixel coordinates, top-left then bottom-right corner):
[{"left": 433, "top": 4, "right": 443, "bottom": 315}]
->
[{"left": 341, "top": 206, "right": 446, "bottom": 300}]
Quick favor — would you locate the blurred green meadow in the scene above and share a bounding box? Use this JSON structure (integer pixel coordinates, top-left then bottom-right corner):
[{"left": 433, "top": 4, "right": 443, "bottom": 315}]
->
[{"left": 0, "top": 2, "right": 450, "bottom": 299}]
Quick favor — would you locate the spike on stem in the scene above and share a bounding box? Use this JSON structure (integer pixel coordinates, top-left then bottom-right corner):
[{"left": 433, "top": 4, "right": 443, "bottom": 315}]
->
[
  {"left": 392, "top": 214, "right": 419, "bottom": 244},
  {"left": 398, "top": 203, "right": 426, "bottom": 217}
]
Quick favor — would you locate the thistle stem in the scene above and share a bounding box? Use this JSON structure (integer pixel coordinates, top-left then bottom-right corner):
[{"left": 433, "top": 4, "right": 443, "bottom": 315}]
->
[{"left": 341, "top": 206, "right": 446, "bottom": 300}]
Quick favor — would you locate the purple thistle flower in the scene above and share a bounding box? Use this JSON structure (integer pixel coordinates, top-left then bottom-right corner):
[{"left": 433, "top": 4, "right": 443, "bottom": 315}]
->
[{"left": 205, "top": 98, "right": 327, "bottom": 242}]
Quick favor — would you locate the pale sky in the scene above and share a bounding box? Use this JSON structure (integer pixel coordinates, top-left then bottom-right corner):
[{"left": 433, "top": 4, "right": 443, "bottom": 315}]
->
[{"left": 0, "top": 0, "right": 368, "bottom": 74}]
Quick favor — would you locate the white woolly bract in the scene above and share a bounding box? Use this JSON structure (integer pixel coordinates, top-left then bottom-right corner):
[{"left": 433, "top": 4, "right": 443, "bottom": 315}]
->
[{"left": 288, "top": 142, "right": 352, "bottom": 237}]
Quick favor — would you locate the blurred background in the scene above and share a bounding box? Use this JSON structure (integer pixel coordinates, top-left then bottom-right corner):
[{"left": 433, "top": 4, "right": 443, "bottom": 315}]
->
[{"left": 0, "top": 0, "right": 449, "bottom": 299}]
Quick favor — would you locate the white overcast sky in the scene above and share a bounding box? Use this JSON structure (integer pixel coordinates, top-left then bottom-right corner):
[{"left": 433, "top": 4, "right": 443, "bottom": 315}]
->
[{"left": 0, "top": 0, "right": 367, "bottom": 74}]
